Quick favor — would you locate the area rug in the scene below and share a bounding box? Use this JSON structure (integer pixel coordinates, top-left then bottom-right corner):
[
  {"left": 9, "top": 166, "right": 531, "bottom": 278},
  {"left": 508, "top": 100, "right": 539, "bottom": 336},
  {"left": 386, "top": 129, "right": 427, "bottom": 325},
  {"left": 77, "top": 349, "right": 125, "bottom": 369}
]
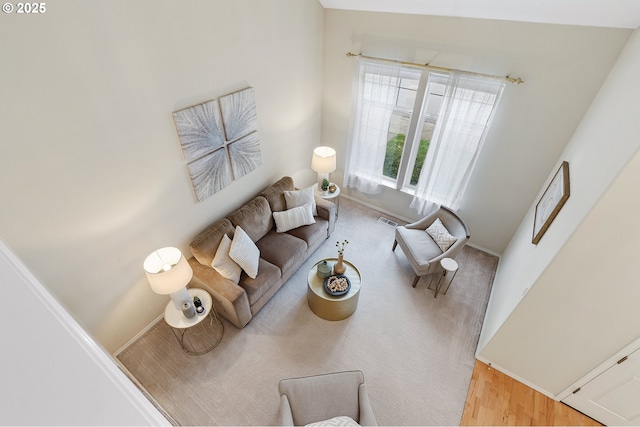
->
[{"left": 117, "top": 198, "right": 498, "bottom": 426}]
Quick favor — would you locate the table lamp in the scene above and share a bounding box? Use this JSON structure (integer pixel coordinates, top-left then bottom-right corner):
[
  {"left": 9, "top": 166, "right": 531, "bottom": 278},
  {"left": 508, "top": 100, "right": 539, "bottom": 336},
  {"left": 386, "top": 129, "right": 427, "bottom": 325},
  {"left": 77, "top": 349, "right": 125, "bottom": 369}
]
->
[
  {"left": 311, "top": 146, "right": 336, "bottom": 191},
  {"left": 144, "top": 247, "right": 193, "bottom": 309}
]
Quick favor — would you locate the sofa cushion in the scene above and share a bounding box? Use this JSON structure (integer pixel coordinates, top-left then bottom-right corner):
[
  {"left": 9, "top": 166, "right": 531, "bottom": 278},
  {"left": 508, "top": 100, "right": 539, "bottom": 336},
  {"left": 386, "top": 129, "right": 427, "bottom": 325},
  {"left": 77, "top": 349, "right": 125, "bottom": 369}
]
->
[
  {"left": 287, "top": 217, "right": 329, "bottom": 248},
  {"left": 211, "top": 234, "right": 242, "bottom": 284},
  {"left": 273, "top": 203, "right": 315, "bottom": 233},
  {"left": 284, "top": 185, "right": 317, "bottom": 216},
  {"left": 228, "top": 196, "right": 273, "bottom": 242},
  {"left": 239, "top": 258, "right": 281, "bottom": 305},
  {"left": 190, "top": 218, "right": 235, "bottom": 267},
  {"left": 229, "top": 226, "right": 260, "bottom": 279},
  {"left": 256, "top": 230, "right": 307, "bottom": 275},
  {"left": 260, "top": 176, "right": 295, "bottom": 213}
]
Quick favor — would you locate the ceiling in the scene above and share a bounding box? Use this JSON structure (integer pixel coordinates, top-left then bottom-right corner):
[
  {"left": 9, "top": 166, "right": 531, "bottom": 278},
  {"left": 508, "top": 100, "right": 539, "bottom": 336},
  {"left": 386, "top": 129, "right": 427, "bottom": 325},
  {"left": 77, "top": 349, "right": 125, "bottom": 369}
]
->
[{"left": 318, "top": 0, "right": 640, "bottom": 29}]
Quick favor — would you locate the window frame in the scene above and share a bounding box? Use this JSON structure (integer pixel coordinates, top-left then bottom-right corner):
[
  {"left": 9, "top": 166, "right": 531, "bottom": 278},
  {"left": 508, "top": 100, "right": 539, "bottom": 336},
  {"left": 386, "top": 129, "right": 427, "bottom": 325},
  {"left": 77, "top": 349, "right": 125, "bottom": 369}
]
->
[{"left": 376, "top": 66, "right": 449, "bottom": 195}]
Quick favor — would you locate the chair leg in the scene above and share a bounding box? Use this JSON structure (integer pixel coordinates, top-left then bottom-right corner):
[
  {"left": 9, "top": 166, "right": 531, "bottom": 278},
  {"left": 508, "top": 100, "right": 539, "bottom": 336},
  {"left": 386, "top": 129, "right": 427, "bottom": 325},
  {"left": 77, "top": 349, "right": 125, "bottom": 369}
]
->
[
  {"left": 392, "top": 240, "right": 398, "bottom": 251},
  {"left": 412, "top": 275, "right": 420, "bottom": 288}
]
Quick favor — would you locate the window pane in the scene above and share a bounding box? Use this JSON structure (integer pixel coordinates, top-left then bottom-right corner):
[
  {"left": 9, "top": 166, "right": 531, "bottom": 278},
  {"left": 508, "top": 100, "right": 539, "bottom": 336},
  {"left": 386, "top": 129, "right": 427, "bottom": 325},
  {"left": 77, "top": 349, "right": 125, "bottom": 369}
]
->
[
  {"left": 383, "top": 111, "right": 410, "bottom": 180},
  {"left": 382, "top": 71, "right": 419, "bottom": 181},
  {"left": 396, "top": 77, "right": 419, "bottom": 109},
  {"left": 409, "top": 121, "right": 435, "bottom": 185}
]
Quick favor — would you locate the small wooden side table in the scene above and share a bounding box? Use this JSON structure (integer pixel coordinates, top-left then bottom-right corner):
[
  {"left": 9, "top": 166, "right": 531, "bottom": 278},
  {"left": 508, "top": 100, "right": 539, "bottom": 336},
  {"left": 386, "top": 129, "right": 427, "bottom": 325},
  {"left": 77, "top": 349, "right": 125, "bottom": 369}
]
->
[
  {"left": 164, "top": 288, "right": 224, "bottom": 355},
  {"left": 315, "top": 183, "right": 340, "bottom": 217},
  {"left": 428, "top": 258, "right": 459, "bottom": 298}
]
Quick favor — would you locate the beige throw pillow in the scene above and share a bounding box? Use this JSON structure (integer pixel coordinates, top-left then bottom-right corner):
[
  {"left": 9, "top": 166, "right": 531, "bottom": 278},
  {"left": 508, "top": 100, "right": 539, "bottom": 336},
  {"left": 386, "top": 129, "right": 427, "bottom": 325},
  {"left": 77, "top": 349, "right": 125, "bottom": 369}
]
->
[
  {"left": 211, "top": 234, "right": 242, "bottom": 284},
  {"left": 229, "top": 226, "right": 260, "bottom": 279},
  {"left": 284, "top": 185, "right": 317, "bottom": 216},
  {"left": 273, "top": 203, "right": 315, "bottom": 233},
  {"left": 426, "top": 218, "right": 458, "bottom": 252}
]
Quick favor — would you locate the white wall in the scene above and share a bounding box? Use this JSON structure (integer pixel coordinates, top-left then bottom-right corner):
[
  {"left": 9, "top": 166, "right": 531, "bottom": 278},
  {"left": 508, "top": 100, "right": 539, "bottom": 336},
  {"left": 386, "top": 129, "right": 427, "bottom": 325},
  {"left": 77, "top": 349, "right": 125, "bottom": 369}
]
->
[
  {"left": 321, "top": 9, "right": 631, "bottom": 254},
  {"left": 0, "top": 0, "right": 324, "bottom": 353},
  {"left": 478, "top": 27, "right": 640, "bottom": 396},
  {"left": 0, "top": 239, "right": 169, "bottom": 425}
]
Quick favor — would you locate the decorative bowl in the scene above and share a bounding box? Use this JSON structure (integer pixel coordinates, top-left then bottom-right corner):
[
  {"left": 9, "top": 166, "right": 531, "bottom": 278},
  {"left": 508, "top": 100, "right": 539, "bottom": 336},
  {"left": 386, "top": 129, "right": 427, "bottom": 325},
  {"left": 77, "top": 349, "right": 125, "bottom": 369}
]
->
[{"left": 323, "top": 274, "right": 351, "bottom": 296}]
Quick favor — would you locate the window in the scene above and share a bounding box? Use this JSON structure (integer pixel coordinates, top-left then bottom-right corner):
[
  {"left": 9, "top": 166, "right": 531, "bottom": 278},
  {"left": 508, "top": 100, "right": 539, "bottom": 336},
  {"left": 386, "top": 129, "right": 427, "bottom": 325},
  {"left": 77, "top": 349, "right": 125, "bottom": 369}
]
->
[
  {"left": 345, "top": 58, "right": 505, "bottom": 211},
  {"left": 361, "top": 64, "right": 448, "bottom": 193}
]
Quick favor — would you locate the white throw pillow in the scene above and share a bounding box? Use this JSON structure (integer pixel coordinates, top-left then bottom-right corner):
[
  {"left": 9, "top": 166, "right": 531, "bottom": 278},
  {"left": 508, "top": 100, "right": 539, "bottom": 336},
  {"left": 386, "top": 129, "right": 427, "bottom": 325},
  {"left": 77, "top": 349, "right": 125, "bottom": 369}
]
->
[
  {"left": 284, "top": 185, "right": 317, "bottom": 216},
  {"left": 273, "top": 203, "right": 315, "bottom": 233},
  {"left": 211, "top": 234, "right": 242, "bottom": 284},
  {"left": 229, "top": 226, "right": 260, "bottom": 279},
  {"left": 426, "top": 218, "right": 458, "bottom": 252},
  {"left": 305, "top": 416, "right": 360, "bottom": 426}
]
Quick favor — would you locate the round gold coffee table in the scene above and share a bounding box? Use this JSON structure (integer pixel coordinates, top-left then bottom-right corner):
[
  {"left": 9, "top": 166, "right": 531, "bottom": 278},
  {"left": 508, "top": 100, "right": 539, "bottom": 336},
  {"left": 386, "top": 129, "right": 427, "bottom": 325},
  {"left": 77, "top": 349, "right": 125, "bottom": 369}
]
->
[{"left": 307, "top": 258, "right": 362, "bottom": 321}]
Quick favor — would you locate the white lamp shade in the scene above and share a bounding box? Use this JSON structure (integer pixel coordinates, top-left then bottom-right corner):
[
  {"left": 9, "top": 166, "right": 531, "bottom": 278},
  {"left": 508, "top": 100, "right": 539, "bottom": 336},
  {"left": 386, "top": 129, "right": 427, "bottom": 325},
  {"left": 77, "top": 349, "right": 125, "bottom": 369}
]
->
[
  {"left": 143, "top": 247, "right": 193, "bottom": 295},
  {"left": 311, "top": 146, "right": 336, "bottom": 173}
]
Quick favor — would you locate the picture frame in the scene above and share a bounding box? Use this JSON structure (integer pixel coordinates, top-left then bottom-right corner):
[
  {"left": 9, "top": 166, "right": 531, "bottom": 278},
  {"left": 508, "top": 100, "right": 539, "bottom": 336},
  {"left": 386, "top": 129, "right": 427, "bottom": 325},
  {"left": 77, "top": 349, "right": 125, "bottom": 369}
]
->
[{"left": 532, "top": 161, "right": 570, "bottom": 244}]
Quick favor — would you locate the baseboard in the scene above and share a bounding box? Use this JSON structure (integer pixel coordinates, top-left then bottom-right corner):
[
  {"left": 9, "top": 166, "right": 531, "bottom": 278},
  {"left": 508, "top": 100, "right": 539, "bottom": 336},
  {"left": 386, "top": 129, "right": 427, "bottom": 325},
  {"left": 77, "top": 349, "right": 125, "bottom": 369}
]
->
[
  {"left": 341, "top": 193, "right": 414, "bottom": 224},
  {"left": 474, "top": 355, "right": 558, "bottom": 401},
  {"left": 467, "top": 242, "right": 502, "bottom": 258},
  {"left": 112, "top": 313, "right": 164, "bottom": 357}
]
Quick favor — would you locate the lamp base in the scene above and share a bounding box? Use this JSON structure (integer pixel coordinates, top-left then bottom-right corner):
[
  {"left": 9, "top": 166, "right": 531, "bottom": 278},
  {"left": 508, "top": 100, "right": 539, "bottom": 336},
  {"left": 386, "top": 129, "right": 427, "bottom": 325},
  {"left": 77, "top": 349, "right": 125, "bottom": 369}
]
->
[
  {"left": 317, "top": 172, "right": 329, "bottom": 191},
  {"left": 169, "top": 287, "right": 191, "bottom": 310}
]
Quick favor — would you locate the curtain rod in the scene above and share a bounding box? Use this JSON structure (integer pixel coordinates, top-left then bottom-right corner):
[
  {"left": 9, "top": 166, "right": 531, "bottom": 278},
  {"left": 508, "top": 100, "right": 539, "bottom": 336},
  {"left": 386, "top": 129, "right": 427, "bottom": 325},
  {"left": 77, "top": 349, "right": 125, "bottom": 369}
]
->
[{"left": 346, "top": 52, "right": 524, "bottom": 85}]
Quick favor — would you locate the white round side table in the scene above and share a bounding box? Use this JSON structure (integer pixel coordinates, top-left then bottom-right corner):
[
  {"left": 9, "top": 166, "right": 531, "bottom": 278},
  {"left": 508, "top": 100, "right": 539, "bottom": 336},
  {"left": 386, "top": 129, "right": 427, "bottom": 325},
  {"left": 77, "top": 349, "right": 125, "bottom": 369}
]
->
[
  {"left": 315, "top": 183, "right": 340, "bottom": 217},
  {"left": 429, "top": 258, "right": 459, "bottom": 298},
  {"left": 164, "top": 288, "right": 223, "bottom": 355}
]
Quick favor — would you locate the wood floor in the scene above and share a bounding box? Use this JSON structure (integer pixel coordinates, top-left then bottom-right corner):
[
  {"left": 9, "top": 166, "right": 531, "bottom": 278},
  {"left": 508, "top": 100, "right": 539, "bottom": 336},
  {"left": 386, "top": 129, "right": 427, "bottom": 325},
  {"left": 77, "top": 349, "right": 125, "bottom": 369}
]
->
[{"left": 461, "top": 361, "right": 602, "bottom": 426}]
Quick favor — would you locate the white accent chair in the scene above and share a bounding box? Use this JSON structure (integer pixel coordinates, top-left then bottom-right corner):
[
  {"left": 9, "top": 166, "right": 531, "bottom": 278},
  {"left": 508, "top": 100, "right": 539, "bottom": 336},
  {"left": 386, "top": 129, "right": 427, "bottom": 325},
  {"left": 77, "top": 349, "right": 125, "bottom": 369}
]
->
[
  {"left": 278, "top": 370, "right": 377, "bottom": 426},
  {"left": 392, "top": 206, "right": 470, "bottom": 288}
]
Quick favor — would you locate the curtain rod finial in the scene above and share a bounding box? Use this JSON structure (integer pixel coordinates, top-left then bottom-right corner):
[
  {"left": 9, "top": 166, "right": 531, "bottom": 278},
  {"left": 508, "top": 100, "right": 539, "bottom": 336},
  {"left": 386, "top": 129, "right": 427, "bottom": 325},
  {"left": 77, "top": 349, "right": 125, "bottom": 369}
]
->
[{"left": 507, "top": 76, "right": 524, "bottom": 85}]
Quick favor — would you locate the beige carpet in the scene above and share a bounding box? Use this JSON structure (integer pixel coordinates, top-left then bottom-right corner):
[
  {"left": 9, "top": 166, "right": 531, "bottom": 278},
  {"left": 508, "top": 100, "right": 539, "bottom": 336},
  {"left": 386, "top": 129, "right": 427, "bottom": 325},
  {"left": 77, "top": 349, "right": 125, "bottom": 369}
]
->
[{"left": 117, "top": 198, "right": 498, "bottom": 426}]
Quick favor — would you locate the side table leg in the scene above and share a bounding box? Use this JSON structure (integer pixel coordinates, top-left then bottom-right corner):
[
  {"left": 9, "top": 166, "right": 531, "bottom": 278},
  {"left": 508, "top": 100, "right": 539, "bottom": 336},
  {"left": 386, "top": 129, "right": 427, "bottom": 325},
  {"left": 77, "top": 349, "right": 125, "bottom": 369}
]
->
[
  {"left": 434, "top": 270, "right": 447, "bottom": 298},
  {"left": 442, "top": 269, "right": 459, "bottom": 295}
]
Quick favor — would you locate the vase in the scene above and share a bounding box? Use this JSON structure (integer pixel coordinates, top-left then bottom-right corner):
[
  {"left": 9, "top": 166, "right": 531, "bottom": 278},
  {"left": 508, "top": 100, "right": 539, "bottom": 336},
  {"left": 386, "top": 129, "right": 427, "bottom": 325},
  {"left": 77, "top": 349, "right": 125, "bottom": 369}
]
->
[
  {"left": 182, "top": 301, "right": 196, "bottom": 318},
  {"left": 334, "top": 254, "right": 346, "bottom": 275}
]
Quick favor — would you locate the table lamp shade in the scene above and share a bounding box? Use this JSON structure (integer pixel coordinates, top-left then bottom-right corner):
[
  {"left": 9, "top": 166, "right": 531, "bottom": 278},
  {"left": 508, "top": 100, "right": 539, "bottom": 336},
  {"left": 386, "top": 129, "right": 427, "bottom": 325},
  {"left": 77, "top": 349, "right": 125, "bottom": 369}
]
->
[
  {"left": 144, "top": 247, "right": 193, "bottom": 295},
  {"left": 311, "top": 146, "right": 337, "bottom": 173}
]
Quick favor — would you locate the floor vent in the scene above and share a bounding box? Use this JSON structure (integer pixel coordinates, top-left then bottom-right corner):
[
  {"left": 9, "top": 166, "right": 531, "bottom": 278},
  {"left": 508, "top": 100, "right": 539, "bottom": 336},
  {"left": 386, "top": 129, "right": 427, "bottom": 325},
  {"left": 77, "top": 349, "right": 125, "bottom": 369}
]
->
[{"left": 377, "top": 217, "right": 398, "bottom": 227}]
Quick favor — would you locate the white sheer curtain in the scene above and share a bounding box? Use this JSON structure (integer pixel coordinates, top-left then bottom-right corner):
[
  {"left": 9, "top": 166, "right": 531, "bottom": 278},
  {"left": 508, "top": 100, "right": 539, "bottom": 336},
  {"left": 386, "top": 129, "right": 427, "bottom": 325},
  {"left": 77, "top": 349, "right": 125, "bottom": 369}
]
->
[
  {"left": 410, "top": 71, "right": 505, "bottom": 213},
  {"left": 344, "top": 58, "right": 402, "bottom": 194}
]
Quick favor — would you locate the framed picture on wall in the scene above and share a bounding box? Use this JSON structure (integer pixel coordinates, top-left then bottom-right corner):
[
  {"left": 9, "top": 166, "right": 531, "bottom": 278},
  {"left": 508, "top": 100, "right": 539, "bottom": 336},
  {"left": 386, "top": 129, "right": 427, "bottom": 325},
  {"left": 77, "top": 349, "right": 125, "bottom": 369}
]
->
[{"left": 532, "top": 161, "right": 570, "bottom": 244}]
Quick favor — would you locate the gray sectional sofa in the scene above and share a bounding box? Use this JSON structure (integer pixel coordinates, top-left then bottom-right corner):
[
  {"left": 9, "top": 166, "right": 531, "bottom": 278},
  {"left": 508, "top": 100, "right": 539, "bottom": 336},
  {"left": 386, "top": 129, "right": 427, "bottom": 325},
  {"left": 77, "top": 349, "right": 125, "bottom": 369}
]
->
[{"left": 188, "top": 177, "right": 336, "bottom": 328}]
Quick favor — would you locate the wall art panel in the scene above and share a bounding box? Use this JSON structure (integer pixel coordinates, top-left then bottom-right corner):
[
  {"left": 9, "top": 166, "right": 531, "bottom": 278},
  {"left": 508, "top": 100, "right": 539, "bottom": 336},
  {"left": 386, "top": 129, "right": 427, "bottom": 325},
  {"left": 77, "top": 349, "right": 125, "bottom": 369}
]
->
[
  {"left": 227, "top": 132, "right": 262, "bottom": 180},
  {"left": 173, "top": 100, "right": 224, "bottom": 162},
  {"left": 186, "top": 148, "right": 232, "bottom": 202},
  {"left": 220, "top": 87, "right": 258, "bottom": 141}
]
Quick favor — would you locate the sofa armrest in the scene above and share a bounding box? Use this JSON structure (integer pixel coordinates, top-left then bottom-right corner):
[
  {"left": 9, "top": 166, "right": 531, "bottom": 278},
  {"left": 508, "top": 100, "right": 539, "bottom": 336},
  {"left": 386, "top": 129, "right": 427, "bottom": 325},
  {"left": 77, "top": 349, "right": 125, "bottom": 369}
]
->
[
  {"left": 315, "top": 197, "right": 336, "bottom": 236},
  {"left": 188, "top": 257, "right": 252, "bottom": 329}
]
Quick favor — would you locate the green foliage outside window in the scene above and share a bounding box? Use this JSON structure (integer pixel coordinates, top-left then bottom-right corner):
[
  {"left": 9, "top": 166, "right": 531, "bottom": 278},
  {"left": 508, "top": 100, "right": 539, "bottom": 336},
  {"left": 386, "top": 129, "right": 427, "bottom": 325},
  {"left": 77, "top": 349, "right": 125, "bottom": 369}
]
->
[{"left": 383, "top": 134, "right": 430, "bottom": 185}]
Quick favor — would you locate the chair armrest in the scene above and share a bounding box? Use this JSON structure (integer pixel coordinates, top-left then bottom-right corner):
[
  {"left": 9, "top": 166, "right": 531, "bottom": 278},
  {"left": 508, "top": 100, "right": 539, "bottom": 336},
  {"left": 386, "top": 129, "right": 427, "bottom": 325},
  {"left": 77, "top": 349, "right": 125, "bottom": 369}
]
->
[
  {"left": 279, "top": 394, "right": 294, "bottom": 426},
  {"left": 188, "top": 258, "right": 252, "bottom": 328},
  {"left": 358, "top": 384, "right": 377, "bottom": 426},
  {"left": 405, "top": 209, "right": 440, "bottom": 230}
]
